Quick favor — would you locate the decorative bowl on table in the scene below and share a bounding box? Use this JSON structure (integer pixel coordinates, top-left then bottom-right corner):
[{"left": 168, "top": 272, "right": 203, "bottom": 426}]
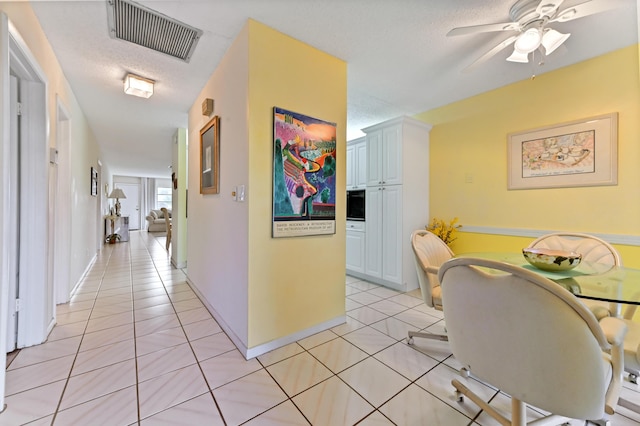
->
[{"left": 522, "top": 248, "right": 582, "bottom": 272}]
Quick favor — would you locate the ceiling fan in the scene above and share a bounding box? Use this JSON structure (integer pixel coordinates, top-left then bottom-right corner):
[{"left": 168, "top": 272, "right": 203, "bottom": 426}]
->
[{"left": 448, "top": 0, "right": 614, "bottom": 72}]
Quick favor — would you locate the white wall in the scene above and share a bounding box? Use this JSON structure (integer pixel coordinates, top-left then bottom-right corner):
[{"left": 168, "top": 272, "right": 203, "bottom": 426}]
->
[
  {"left": 0, "top": 3, "right": 104, "bottom": 293},
  {"left": 187, "top": 25, "right": 250, "bottom": 345},
  {"left": 172, "top": 128, "right": 187, "bottom": 268}
]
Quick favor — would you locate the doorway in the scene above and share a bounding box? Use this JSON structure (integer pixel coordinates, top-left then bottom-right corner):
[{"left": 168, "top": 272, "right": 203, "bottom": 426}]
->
[
  {"left": 2, "top": 15, "right": 54, "bottom": 354},
  {"left": 54, "top": 98, "right": 72, "bottom": 304},
  {"left": 117, "top": 182, "right": 141, "bottom": 230}
]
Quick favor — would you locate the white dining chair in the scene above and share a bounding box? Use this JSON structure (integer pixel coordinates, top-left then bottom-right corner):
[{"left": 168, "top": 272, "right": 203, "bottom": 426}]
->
[
  {"left": 406, "top": 230, "right": 453, "bottom": 344},
  {"left": 439, "top": 257, "right": 627, "bottom": 425},
  {"left": 527, "top": 232, "right": 625, "bottom": 319},
  {"left": 622, "top": 315, "right": 640, "bottom": 384},
  {"left": 616, "top": 314, "right": 640, "bottom": 415},
  {"left": 161, "top": 207, "right": 172, "bottom": 251}
]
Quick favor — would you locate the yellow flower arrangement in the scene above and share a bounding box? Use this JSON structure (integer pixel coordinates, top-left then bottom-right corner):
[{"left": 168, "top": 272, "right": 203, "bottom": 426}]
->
[{"left": 426, "top": 217, "right": 461, "bottom": 246}]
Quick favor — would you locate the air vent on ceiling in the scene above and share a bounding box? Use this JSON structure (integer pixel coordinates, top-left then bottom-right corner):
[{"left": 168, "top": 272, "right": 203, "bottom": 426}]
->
[{"left": 106, "top": 0, "right": 203, "bottom": 63}]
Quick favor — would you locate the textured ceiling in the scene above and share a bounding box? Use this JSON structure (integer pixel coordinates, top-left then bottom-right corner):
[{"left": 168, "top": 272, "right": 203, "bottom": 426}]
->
[{"left": 29, "top": 0, "right": 638, "bottom": 178}]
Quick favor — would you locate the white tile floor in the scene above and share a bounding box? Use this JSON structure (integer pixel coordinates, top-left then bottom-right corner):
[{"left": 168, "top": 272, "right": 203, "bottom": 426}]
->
[{"left": 2, "top": 230, "right": 639, "bottom": 425}]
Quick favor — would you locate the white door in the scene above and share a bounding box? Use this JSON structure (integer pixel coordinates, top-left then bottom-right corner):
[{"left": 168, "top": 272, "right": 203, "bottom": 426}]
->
[
  {"left": 346, "top": 144, "right": 355, "bottom": 189},
  {"left": 366, "top": 130, "right": 382, "bottom": 187},
  {"left": 365, "top": 186, "right": 382, "bottom": 278},
  {"left": 6, "top": 75, "right": 18, "bottom": 352},
  {"left": 117, "top": 182, "right": 141, "bottom": 230},
  {"left": 381, "top": 185, "right": 403, "bottom": 285},
  {"left": 382, "top": 125, "right": 402, "bottom": 185},
  {"left": 355, "top": 142, "right": 367, "bottom": 188},
  {"left": 54, "top": 101, "right": 72, "bottom": 304},
  {"left": 346, "top": 226, "right": 366, "bottom": 274}
]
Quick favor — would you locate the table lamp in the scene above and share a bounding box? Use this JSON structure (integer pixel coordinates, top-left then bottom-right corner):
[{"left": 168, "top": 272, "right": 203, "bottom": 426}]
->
[{"left": 108, "top": 188, "right": 127, "bottom": 216}]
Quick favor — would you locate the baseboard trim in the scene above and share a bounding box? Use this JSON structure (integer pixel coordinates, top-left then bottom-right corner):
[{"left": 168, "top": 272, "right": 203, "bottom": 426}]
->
[
  {"left": 344, "top": 270, "right": 416, "bottom": 292},
  {"left": 244, "top": 315, "right": 346, "bottom": 360},
  {"left": 171, "top": 258, "right": 186, "bottom": 269},
  {"left": 460, "top": 226, "right": 640, "bottom": 246},
  {"left": 185, "top": 276, "right": 248, "bottom": 356},
  {"left": 69, "top": 253, "right": 98, "bottom": 300},
  {"left": 185, "top": 276, "right": 346, "bottom": 360}
]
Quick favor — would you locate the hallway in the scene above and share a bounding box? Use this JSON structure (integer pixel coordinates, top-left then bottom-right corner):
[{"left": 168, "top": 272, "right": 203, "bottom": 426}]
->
[{"left": 2, "top": 231, "right": 639, "bottom": 425}]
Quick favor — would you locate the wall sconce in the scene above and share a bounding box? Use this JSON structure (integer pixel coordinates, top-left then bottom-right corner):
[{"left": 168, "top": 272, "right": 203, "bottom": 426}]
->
[
  {"left": 202, "top": 98, "right": 214, "bottom": 116},
  {"left": 124, "top": 73, "right": 154, "bottom": 98}
]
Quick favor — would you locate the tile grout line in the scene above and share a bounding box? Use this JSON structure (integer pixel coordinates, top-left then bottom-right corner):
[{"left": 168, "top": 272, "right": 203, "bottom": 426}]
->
[
  {"left": 49, "top": 246, "right": 114, "bottom": 424},
  {"left": 347, "top": 283, "right": 489, "bottom": 422},
  {"left": 252, "top": 356, "right": 313, "bottom": 425},
  {"left": 246, "top": 279, "right": 476, "bottom": 424},
  {"left": 129, "top": 238, "right": 142, "bottom": 426},
  {"left": 346, "top": 279, "right": 513, "bottom": 424},
  {"left": 137, "top": 231, "right": 229, "bottom": 425}
]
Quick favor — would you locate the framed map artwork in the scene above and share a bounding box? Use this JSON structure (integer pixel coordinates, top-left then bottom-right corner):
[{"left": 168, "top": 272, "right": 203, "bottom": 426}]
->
[{"left": 507, "top": 113, "right": 617, "bottom": 190}]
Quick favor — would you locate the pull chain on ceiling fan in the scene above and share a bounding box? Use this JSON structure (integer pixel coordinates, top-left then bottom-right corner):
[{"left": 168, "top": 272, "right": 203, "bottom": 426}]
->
[{"left": 447, "top": 0, "right": 616, "bottom": 72}]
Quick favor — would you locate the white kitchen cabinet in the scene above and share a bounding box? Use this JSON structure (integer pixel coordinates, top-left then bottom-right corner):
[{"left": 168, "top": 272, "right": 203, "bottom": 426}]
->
[
  {"left": 346, "top": 221, "right": 366, "bottom": 274},
  {"left": 361, "top": 116, "right": 431, "bottom": 292},
  {"left": 365, "top": 185, "right": 402, "bottom": 284},
  {"left": 346, "top": 137, "right": 367, "bottom": 190},
  {"left": 366, "top": 125, "right": 402, "bottom": 187}
]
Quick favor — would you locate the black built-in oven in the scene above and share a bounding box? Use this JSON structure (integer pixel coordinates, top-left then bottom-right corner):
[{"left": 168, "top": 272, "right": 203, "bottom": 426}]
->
[{"left": 346, "top": 189, "right": 365, "bottom": 221}]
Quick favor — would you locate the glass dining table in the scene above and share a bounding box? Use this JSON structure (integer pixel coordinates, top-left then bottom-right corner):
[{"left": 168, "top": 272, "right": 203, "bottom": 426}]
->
[{"left": 456, "top": 252, "right": 640, "bottom": 306}]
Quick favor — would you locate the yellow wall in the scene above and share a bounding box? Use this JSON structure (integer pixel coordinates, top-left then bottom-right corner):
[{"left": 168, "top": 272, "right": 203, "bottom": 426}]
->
[
  {"left": 416, "top": 45, "right": 640, "bottom": 268},
  {"left": 247, "top": 20, "right": 347, "bottom": 347},
  {"left": 187, "top": 20, "right": 346, "bottom": 353}
]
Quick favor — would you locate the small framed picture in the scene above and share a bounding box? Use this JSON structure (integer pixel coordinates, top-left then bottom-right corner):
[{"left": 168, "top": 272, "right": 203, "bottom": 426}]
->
[
  {"left": 90, "top": 167, "right": 98, "bottom": 196},
  {"left": 200, "top": 115, "right": 220, "bottom": 194}
]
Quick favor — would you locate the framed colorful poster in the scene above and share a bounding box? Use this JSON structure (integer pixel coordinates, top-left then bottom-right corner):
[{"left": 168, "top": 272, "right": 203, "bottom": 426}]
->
[{"left": 272, "top": 107, "right": 337, "bottom": 237}]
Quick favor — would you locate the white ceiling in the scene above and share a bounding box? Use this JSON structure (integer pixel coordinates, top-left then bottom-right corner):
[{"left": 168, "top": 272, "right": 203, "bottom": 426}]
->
[{"left": 29, "top": 0, "right": 638, "bottom": 178}]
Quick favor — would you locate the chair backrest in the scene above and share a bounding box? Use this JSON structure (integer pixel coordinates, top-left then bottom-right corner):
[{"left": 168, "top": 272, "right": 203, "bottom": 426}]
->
[
  {"left": 529, "top": 232, "right": 625, "bottom": 318},
  {"left": 439, "top": 257, "right": 611, "bottom": 420},
  {"left": 160, "top": 208, "right": 171, "bottom": 231},
  {"left": 528, "top": 232, "right": 621, "bottom": 266},
  {"left": 161, "top": 208, "right": 172, "bottom": 249},
  {"left": 410, "top": 230, "right": 454, "bottom": 309}
]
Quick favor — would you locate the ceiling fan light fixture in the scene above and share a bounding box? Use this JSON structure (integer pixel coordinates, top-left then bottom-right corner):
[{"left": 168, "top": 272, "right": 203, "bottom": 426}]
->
[
  {"left": 541, "top": 29, "right": 570, "bottom": 55},
  {"left": 506, "top": 49, "right": 529, "bottom": 63},
  {"left": 124, "top": 73, "right": 154, "bottom": 98},
  {"left": 514, "top": 27, "right": 542, "bottom": 54}
]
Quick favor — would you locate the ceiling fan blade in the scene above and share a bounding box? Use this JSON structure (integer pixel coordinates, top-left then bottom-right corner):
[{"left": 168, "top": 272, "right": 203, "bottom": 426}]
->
[
  {"left": 463, "top": 35, "right": 518, "bottom": 73},
  {"left": 536, "top": 0, "right": 565, "bottom": 17},
  {"left": 447, "top": 22, "right": 519, "bottom": 37},
  {"left": 550, "top": 0, "right": 613, "bottom": 23}
]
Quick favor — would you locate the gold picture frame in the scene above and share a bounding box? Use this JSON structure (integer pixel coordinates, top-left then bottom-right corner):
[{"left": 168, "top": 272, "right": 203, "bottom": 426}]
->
[
  {"left": 507, "top": 113, "right": 618, "bottom": 190},
  {"left": 200, "top": 115, "right": 220, "bottom": 194}
]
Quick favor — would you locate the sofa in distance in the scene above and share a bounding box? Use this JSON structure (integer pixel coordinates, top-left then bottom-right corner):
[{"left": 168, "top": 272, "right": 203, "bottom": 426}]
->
[{"left": 146, "top": 209, "right": 171, "bottom": 232}]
